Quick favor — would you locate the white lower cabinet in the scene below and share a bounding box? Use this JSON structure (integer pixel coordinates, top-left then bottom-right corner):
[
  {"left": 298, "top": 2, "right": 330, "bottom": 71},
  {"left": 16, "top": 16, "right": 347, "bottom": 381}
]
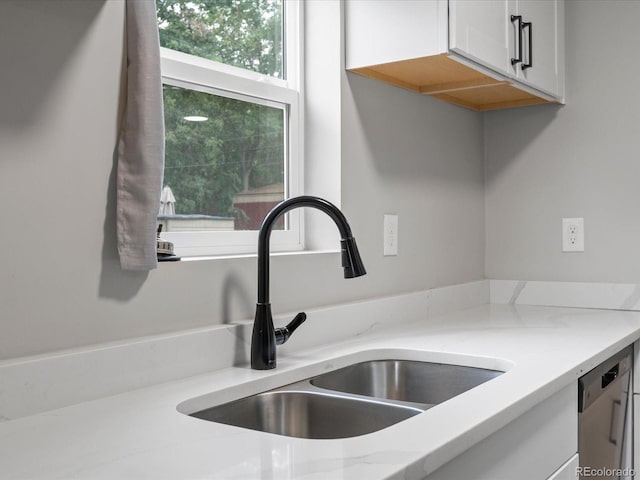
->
[
  {"left": 547, "top": 454, "right": 578, "bottom": 480},
  {"left": 424, "top": 383, "right": 577, "bottom": 480}
]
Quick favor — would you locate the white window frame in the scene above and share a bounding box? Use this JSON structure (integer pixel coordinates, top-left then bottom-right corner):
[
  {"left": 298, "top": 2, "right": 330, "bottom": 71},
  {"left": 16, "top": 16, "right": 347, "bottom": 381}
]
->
[{"left": 159, "top": 0, "right": 304, "bottom": 257}]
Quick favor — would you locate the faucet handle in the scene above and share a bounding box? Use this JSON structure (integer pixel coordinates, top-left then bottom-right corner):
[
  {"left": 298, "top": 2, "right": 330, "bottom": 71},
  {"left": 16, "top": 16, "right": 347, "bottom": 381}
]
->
[{"left": 275, "top": 312, "right": 307, "bottom": 345}]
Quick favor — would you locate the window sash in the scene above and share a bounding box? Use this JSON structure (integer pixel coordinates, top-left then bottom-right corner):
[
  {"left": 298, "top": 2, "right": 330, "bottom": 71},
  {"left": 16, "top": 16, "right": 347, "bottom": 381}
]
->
[{"left": 158, "top": 1, "right": 303, "bottom": 257}]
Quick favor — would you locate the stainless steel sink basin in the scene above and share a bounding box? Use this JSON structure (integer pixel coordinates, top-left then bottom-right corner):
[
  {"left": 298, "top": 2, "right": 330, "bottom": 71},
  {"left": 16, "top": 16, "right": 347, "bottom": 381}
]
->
[
  {"left": 310, "top": 360, "right": 503, "bottom": 406},
  {"left": 190, "top": 389, "right": 422, "bottom": 439},
  {"left": 181, "top": 358, "right": 505, "bottom": 439}
]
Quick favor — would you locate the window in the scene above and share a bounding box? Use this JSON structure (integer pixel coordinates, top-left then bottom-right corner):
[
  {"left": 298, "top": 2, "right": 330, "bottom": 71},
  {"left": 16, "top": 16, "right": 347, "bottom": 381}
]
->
[{"left": 156, "top": 0, "right": 302, "bottom": 257}]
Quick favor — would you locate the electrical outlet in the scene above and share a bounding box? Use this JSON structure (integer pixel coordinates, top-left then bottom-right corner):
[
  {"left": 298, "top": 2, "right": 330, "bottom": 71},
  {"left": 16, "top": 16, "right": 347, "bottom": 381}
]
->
[
  {"left": 384, "top": 214, "right": 398, "bottom": 256},
  {"left": 562, "top": 218, "right": 584, "bottom": 252}
]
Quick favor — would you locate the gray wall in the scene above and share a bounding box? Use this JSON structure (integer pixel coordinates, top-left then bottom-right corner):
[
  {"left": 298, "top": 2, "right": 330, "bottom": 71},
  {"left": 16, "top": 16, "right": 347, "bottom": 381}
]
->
[
  {"left": 0, "top": 1, "right": 485, "bottom": 360},
  {"left": 485, "top": 0, "right": 640, "bottom": 282},
  {"left": 342, "top": 73, "right": 485, "bottom": 291}
]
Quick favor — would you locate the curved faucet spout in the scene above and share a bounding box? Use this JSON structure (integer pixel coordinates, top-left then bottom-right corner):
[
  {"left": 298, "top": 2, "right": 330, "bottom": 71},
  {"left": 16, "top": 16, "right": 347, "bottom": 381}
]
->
[
  {"left": 257, "top": 196, "right": 366, "bottom": 304},
  {"left": 251, "top": 195, "right": 366, "bottom": 370}
]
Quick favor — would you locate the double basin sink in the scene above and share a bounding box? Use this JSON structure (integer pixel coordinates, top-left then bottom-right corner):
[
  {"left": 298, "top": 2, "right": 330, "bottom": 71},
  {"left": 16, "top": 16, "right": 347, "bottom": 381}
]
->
[{"left": 180, "top": 359, "right": 504, "bottom": 439}]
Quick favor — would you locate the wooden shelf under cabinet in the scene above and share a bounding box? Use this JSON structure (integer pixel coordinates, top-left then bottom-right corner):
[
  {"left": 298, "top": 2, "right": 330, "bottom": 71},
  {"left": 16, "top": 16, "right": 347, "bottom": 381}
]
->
[{"left": 349, "top": 54, "right": 555, "bottom": 112}]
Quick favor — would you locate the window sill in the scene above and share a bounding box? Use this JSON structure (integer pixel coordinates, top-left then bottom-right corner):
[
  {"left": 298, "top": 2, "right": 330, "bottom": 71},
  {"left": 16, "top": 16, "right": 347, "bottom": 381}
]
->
[{"left": 164, "top": 248, "right": 341, "bottom": 264}]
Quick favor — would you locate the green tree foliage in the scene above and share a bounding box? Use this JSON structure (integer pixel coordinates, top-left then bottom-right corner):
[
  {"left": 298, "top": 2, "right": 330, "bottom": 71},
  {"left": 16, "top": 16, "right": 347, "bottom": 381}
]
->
[{"left": 157, "top": 0, "right": 285, "bottom": 219}]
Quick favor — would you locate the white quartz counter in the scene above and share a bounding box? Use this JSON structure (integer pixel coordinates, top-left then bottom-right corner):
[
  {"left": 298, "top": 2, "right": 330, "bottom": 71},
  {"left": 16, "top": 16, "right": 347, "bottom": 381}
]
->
[{"left": 2, "top": 302, "right": 640, "bottom": 479}]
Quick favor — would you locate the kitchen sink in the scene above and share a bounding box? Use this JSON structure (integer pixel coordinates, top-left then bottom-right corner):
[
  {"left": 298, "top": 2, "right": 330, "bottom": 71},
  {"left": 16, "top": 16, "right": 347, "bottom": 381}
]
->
[
  {"left": 190, "top": 390, "right": 422, "bottom": 439},
  {"left": 310, "top": 359, "right": 503, "bottom": 406},
  {"left": 181, "top": 358, "right": 505, "bottom": 439}
]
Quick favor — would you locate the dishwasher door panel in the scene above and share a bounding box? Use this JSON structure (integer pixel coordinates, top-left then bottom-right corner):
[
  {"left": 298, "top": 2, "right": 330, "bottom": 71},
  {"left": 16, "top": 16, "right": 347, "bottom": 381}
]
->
[
  {"left": 578, "top": 346, "right": 633, "bottom": 480},
  {"left": 578, "top": 373, "right": 630, "bottom": 478}
]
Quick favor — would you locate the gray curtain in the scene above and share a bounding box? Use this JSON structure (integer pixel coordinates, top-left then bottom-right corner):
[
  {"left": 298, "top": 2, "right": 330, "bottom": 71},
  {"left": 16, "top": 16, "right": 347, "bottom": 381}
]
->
[{"left": 117, "top": 0, "right": 164, "bottom": 270}]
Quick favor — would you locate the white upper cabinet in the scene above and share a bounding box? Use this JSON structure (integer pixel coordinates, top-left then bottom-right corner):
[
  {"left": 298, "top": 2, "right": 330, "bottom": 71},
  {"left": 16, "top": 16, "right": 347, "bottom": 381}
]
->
[
  {"left": 508, "top": 0, "right": 563, "bottom": 97},
  {"left": 449, "top": 0, "right": 511, "bottom": 77},
  {"left": 346, "top": 0, "right": 448, "bottom": 68},
  {"left": 345, "top": 0, "right": 565, "bottom": 111}
]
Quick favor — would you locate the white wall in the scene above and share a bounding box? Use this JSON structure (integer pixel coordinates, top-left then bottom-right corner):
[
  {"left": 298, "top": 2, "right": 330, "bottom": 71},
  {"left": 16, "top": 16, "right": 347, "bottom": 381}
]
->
[
  {"left": 0, "top": 0, "right": 485, "bottom": 360},
  {"left": 485, "top": 0, "right": 640, "bottom": 282}
]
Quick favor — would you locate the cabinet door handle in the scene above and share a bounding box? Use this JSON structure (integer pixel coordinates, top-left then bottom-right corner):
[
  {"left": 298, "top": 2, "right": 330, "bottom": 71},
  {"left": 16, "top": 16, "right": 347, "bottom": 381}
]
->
[
  {"left": 608, "top": 399, "right": 622, "bottom": 445},
  {"left": 510, "top": 15, "right": 523, "bottom": 65},
  {"left": 521, "top": 21, "right": 533, "bottom": 70}
]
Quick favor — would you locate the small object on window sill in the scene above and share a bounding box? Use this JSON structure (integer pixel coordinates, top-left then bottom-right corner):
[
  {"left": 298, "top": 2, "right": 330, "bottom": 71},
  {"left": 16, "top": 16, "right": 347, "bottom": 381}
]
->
[{"left": 157, "top": 224, "right": 180, "bottom": 262}]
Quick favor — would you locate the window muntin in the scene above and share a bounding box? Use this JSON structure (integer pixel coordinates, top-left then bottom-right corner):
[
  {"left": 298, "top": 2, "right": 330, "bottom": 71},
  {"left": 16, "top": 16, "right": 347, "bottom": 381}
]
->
[{"left": 156, "top": 0, "right": 302, "bottom": 257}]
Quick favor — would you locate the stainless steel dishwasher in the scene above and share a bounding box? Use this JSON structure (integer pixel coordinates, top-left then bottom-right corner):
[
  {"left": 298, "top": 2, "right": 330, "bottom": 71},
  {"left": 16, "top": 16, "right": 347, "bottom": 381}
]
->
[{"left": 578, "top": 345, "right": 633, "bottom": 480}]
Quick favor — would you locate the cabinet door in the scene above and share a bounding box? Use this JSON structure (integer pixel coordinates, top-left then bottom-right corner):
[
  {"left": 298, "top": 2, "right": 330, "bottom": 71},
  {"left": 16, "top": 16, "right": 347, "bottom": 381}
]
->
[
  {"left": 423, "top": 383, "right": 577, "bottom": 480},
  {"left": 345, "top": 0, "right": 448, "bottom": 70},
  {"left": 509, "top": 0, "right": 561, "bottom": 96},
  {"left": 547, "top": 454, "right": 578, "bottom": 480},
  {"left": 449, "top": 0, "right": 510, "bottom": 75}
]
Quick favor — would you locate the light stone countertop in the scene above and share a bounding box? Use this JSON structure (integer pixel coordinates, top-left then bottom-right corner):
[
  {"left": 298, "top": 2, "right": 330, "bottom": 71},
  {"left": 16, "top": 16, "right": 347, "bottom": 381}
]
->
[{"left": 2, "top": 303, "right": 640, "bottom": 480}]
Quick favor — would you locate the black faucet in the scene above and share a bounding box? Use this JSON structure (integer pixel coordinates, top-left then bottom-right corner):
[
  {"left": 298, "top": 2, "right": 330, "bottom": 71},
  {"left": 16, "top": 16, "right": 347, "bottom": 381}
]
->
[{"left": 251, "top": 195, "right": 367, "bottom": 370}]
